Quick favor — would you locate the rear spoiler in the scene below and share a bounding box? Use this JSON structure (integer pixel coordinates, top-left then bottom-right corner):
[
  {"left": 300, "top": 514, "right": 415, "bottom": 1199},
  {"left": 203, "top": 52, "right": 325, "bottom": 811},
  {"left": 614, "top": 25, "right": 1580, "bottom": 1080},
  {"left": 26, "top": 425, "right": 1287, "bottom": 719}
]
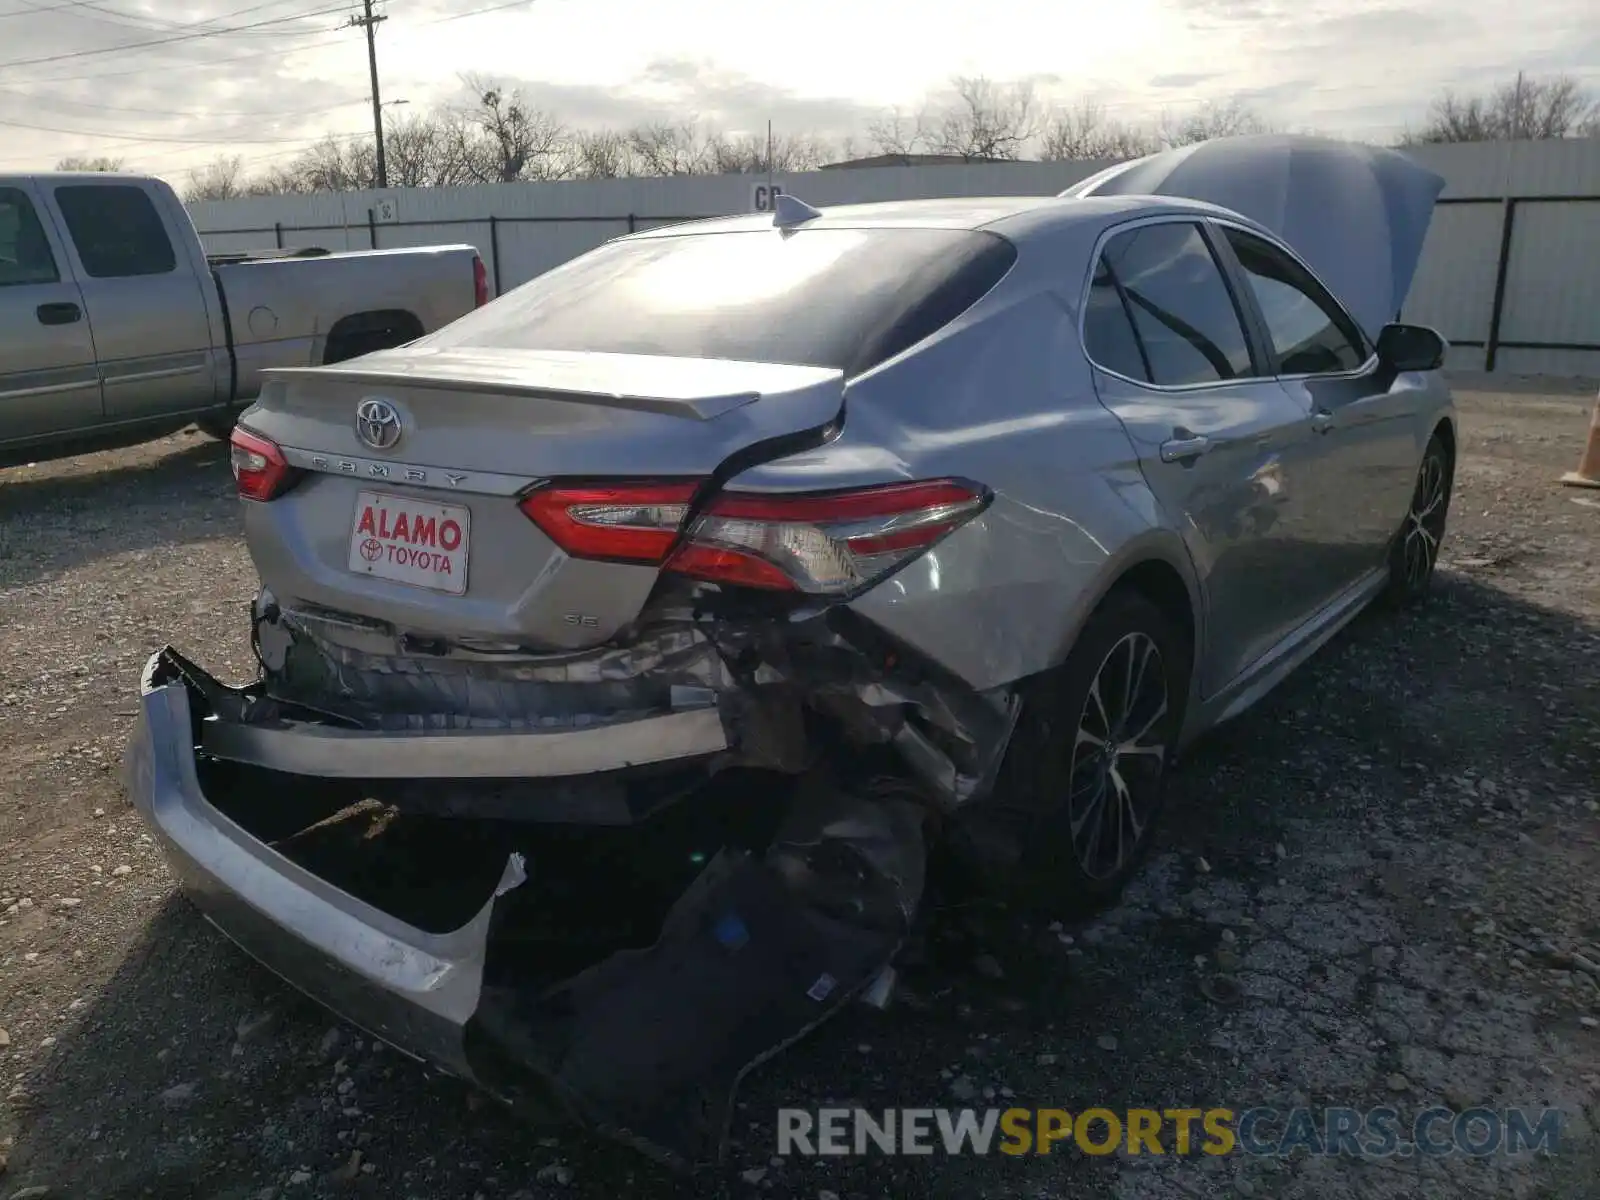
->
[{"left": 262, "top": 347, "right": 846, "bottom": 422}]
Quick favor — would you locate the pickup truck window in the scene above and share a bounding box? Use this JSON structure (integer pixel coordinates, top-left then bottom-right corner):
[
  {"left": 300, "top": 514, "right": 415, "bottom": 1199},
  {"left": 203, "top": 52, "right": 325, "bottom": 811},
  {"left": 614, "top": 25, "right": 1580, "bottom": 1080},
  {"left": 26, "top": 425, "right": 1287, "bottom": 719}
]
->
[
  {"left": 0, "top": 187, "right": 60, "bottom": 287},
  {"left": 53, "top": 184, "right": 177, "bottom": 279}
]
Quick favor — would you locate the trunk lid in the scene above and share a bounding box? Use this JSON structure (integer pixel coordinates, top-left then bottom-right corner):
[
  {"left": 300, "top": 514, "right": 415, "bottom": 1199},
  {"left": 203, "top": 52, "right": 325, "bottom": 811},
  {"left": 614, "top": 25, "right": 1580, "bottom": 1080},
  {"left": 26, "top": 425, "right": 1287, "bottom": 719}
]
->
[
  {"left": 239, "top": 348, "right": 844, "bottom": 651},
  {"left": 251, "top": 346, "right": 845, "bottom": 477}
]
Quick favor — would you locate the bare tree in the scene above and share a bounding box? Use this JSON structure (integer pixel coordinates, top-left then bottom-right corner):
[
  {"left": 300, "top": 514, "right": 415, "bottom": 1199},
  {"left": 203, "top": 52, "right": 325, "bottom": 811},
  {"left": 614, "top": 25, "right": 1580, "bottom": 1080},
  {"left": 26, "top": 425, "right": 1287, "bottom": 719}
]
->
[
  {"left": 458, "top": 75, "right": 568, "bottom": 182},
  {"left": 384, "top": 110, "right": 479, "bottom": 188},
  {"left": 626, "top": 120, "right": 711, "bottom": 176},
  {"left": 929, "top": 76, "right": 1040, "bottom": 160},
  {"left": 270, "top": 134, "right": 380, "bottom": 193},
  {"left": 565, "top": 128, "right": 635, "bottom": 179},
  {"left": 1403, "top": 73, "right": 1598, "bottom": 143},
  {"left": 704, "top": 130, "right": 835, "bottom": 175},
  {"left": 1157, "top": 97, "right": 1272, "bottom": 147},
  {"left": 1039, "top": 99, "right": 1158, "bottom": 162},
  {"left": 184, "top": 155, "right": 248, "bottom": 202},
  {"left": 56, "top": 155, "right": 125, "bottom": 172},
  {"left": 866, "top": 107, "right": 931, "bottom": 156}
]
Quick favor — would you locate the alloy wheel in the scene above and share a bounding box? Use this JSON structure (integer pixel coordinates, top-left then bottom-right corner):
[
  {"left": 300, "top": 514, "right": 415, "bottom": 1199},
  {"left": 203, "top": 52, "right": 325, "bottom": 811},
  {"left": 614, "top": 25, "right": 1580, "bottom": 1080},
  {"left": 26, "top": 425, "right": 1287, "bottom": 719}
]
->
[
  {"left": 1403, "top": 451, "right": 1449, "bottom": 590},
  {"left": 1066, "top": 631, "right": 1171, "bottom": 881}
]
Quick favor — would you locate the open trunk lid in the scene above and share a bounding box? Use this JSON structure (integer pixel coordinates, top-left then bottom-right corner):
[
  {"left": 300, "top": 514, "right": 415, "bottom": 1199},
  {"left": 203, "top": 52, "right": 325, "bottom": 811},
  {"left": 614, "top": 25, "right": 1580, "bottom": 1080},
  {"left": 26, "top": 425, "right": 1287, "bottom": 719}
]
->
[
  {"left": 238, "top": 349, "right": 844, "bottom": 652},
  {"left": 1062, "top": 133, "right": 1446, "bottom": 340}
]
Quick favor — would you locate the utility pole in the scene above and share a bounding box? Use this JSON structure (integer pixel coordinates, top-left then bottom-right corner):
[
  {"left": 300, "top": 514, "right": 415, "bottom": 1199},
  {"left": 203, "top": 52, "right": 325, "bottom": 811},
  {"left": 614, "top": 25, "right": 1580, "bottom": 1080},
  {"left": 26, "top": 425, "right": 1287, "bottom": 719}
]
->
[{"left": 347, "top": 0, "right": 388, "bottom": 189}]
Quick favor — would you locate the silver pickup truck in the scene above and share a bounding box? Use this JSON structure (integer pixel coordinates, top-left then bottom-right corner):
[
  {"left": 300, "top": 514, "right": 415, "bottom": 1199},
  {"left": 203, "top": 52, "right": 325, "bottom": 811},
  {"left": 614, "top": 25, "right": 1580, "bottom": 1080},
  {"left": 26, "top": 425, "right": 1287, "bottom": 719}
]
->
[{"left": 1, "top": 171, "right": 486, "bottom": 463}]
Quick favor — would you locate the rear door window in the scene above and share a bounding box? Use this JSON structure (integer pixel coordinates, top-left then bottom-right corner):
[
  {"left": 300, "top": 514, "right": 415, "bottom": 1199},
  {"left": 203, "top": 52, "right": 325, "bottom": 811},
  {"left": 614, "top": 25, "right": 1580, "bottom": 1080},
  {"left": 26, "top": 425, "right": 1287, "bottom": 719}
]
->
[
  {"left": 0, "top": 187, "right": 60, "bottom": 287},
  {"left": 1089, "top": 221, "right": 1255, "bottom": 387},
  {"left": 1221, "top": 226, "right": 1369, "bottom": 375},
  {"left": 53, "top": 184, "right": 177, "bottom": 279},
  {"left": 424, "top": 226, "right": 1018, "bottom": 375},
  {"left": 1083, "top": 257, "right": 1150, "bottom": 382}
]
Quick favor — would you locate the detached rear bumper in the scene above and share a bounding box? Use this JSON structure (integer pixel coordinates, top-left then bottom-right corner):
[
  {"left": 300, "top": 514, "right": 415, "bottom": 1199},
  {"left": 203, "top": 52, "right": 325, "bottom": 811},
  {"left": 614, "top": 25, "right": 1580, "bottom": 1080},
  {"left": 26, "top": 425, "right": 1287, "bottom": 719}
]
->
[
  {"left": 123, "top": 648, "right": 926, "bottom": 1168},
  {"left": 201, "top": 701, "right": 729, "bottom": 780},
  {"left": 122, "top": 650, "right": 522, "bottom": 1079}
]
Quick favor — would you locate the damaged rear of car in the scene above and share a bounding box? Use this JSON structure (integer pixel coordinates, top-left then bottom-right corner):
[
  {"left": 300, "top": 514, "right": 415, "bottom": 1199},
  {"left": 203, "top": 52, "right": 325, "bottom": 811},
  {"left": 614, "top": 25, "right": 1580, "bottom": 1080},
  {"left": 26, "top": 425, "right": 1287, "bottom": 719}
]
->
[
  {"left": 123, "top": 137, "right": 1452, "bottom": 1169},
  {"left": 124, "top": 216, "right": 1033, "bottom": 1167}
]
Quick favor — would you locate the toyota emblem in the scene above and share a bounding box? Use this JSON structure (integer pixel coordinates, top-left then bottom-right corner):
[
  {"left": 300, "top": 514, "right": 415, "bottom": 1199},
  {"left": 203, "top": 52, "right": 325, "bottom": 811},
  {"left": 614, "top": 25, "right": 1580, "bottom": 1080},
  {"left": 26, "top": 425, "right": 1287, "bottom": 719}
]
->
[{"left": 355, "top": 398, "right": 403, "bottom": 450}]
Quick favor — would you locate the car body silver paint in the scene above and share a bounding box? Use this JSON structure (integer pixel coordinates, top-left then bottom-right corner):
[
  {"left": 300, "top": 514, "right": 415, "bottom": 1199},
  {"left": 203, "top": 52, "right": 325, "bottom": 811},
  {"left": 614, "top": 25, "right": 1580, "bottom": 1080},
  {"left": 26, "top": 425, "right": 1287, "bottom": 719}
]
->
[
  {"left": 196, "top": 166, "right": 1451, "bottom": 778},
  {"left": 121, "top": 152, "right": 1458, "bottom": 1128}
]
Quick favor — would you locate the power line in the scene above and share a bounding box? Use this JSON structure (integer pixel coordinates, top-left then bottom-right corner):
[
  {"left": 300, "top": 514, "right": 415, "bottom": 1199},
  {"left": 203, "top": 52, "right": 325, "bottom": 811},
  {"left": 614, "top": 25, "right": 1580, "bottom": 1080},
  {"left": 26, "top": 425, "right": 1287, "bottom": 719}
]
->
[
  {"left": 7, "top": 27, "right": 347, "bottom": 83},
  {"left": 0, "top": 111, "right": 359, "bottom": 143},
  {"left": 0, "top": 0, "right": 325, "bottom": 34},
  {"left": 0, "top": 81, "right": 365, "bottom": 118},
  {"left": 0, "top": 2, "right": 352, "bottom": 70},
  {"left": 429, "top": 0, "right": 532, "bottom": 22}
]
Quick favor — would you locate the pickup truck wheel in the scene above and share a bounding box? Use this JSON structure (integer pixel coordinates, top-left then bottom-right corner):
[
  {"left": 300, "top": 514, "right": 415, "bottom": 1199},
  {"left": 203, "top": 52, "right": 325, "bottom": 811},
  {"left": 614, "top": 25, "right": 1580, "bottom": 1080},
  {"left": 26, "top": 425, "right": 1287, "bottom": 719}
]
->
[
  {"left": 194, "top": 414, "right": 236, "bottom": 441},
  {"left": 959, "top": 588, "right": 1186, "bottom": 915}
]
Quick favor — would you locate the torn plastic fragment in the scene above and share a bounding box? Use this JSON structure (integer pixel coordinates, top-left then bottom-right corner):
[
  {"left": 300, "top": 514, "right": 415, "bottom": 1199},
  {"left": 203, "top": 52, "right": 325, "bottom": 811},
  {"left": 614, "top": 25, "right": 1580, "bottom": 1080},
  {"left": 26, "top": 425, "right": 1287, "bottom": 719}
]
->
[
  {"left": 466, "top": 770, "right": 929, "bottom": 1168},
  {"left": 494, "top": 852, "right": 528, "bottom": 897}
]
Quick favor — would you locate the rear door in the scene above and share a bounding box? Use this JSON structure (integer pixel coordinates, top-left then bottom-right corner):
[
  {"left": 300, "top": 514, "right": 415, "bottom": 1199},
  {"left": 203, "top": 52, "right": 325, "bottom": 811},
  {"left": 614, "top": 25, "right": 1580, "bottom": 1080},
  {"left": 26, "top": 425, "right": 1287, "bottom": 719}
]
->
[
  {"left": 47, "top": 180, "right": 215, "bottom": 424},
  {"left": 0, "top": 182, "right": 102, "bottom": 443},
  {"left": 1082, "top": 216, "right": 1324, "bottom": 697},
  {"left": 1211, "top": 221, "right": 1418, "bottom": 597}
]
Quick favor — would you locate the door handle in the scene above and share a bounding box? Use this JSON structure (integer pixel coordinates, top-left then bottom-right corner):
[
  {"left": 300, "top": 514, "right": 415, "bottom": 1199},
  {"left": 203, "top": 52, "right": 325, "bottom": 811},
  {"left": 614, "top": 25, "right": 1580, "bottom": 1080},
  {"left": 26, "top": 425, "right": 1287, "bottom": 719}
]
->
[
  {"left": 36, "top": 302, "right": 82, "bottom": 326},
  {"left": 1311, "top": 408, "right": 1336, "bottom": 435},
  {"left": 1159, "top": 432, "right": 1211, "bottom": 463}
]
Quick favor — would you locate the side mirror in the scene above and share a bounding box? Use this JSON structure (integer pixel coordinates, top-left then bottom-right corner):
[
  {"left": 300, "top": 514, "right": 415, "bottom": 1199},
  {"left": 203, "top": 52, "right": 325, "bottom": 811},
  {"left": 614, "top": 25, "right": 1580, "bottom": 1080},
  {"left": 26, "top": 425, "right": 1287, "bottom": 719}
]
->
[{"left": 1376, "top": 323, "right": 1446, "bottom": 373}]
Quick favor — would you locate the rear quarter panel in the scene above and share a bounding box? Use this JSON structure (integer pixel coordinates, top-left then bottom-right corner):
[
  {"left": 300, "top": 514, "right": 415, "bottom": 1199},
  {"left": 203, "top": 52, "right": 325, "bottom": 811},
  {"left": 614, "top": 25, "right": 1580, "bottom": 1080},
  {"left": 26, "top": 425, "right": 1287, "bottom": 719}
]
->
[
  {"left": 217, "top": 245, "right": 479, "bottom": 399},
  {"left": 724, "top": 216, "right": 1201, "bottom": 693}
]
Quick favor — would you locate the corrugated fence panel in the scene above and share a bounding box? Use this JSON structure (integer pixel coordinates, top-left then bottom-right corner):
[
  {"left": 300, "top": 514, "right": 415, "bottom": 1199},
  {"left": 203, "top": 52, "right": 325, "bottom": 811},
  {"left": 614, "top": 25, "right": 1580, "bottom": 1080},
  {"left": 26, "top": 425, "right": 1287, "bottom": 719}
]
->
[
  {"left": 1500, "top": 201, "right": 1600, "bottom": 346},
  {"left": 290, "top": 226, "right": 375, "bottom": 253},
  {"left": 373, "top": 220, "right": 491, "bottom": 256},
  {"left": 1404, "top": 201, "right": 1503, "bottom": 347},
  {"left": 1497, "top": 347, "right": 1600, "bottom": 376},
  {"left": 494, "top": 219, "right": 631, "bottom": 291},
  {"left": 189, "top": 140, "right": 1600, "bottom": 377},
  {"left": 196, "top": 229, "right": 276, "bottom": 257}
]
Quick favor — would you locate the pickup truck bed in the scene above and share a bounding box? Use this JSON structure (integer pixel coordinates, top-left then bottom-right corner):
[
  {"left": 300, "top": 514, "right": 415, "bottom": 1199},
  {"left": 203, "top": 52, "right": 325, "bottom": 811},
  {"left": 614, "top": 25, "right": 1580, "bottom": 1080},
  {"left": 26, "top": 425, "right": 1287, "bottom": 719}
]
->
[{"left": 1, "top": 172, "right": 486, "bottom": 464}]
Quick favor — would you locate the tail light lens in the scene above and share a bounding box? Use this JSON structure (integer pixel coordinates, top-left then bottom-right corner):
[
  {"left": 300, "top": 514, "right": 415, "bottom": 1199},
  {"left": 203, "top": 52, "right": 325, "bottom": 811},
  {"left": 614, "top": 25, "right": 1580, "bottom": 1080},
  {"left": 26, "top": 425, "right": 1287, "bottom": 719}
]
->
[
  {"left": 519, "top": 479, "right": 987, "bottom": 594},
  {"left": 229, "top": 425, "right": 297, "bottom": 501},
  {"left": 517, "top": 482, "right": 698, "bottom": 564},
  {"left": 473, "top": 255, "right": 490, "bottom": 307}
]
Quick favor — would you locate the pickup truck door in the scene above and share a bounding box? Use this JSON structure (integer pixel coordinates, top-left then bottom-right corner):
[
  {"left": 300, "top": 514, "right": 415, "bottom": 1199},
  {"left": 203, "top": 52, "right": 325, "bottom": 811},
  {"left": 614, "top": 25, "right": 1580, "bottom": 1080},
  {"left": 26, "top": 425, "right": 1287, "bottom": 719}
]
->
[
  {"left": 0, "top": 182, "right": 103, "bottom": 443},
  {"left": 44, "top": 180, "right": 217, "bottom": 424}
]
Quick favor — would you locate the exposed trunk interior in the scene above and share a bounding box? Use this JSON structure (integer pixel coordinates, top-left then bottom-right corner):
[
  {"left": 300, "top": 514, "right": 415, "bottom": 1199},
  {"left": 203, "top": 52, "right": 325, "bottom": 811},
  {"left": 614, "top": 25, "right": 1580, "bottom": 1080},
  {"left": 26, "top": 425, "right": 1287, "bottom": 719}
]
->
[{"left": 198, "top": 756, "right": 795, "bottom": 954}]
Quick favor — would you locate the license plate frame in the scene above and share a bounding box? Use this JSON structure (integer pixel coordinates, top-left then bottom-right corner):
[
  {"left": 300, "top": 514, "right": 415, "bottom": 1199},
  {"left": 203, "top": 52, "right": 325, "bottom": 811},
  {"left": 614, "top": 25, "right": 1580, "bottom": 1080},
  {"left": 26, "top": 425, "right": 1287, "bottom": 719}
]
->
[{"left": 347, "top": 490, "right": 470, "bottom": 596}]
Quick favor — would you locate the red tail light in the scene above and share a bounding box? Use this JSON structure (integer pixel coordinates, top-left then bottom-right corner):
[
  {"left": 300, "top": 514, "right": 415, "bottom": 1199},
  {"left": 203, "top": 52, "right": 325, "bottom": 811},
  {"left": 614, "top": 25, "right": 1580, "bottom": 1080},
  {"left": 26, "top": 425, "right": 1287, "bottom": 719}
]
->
[
  {"left": 519, "top": 479, "right": 987, "bottom": 594},
  {"left": 517, "top": 482, "right": 698, "bottom": 564},
  {"left": 473, "top": 255, "right": 490, "bottom": 307},
  {"left": 229, "top": 425, "right": 296, "bottom": 501}
]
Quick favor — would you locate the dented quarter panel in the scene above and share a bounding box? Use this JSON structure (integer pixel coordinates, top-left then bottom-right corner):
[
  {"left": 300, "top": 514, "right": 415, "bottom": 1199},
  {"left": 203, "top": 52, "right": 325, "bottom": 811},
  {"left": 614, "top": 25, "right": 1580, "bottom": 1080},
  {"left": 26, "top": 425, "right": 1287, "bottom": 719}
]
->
[{"left": 721, "top": 209, "right": 1203, "bottom": 695}]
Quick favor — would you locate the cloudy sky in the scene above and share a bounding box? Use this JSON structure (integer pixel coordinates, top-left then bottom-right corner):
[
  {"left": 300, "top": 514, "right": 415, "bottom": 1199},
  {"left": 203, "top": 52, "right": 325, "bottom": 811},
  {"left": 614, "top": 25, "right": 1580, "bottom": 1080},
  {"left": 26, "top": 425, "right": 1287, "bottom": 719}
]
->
[{"left": 1, "top": 0, "right": 1596, "bottom": 183}]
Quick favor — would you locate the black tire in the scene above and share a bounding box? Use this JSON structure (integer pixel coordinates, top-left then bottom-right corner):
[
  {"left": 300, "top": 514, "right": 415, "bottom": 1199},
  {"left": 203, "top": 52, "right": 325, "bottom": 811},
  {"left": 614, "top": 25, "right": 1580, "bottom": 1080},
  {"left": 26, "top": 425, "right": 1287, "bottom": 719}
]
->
[
  {"left": 194, "top": 413, "right": 237, "bottom": 441},
  {"left": 959, "top": 587, "right": 1188, "bottom": 913},
  {"left": 1381, "top": 431, "right": 1453, "bottom": 607}
]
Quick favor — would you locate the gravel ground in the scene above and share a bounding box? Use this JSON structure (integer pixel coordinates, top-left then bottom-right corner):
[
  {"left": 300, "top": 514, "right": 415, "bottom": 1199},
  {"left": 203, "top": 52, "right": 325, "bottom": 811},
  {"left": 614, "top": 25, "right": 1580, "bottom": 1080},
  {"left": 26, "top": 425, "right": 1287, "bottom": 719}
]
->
[{"left": 2, "top": 377, "right": 1598, "bottom": 1200}]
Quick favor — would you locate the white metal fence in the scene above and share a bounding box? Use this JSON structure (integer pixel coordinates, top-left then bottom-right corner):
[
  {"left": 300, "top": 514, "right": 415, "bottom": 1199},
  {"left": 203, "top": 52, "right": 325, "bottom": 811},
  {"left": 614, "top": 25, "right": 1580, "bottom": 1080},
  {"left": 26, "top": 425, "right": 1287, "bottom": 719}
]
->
[{"left": 187, "top": 139, "right": 1600, "bottom": 378}]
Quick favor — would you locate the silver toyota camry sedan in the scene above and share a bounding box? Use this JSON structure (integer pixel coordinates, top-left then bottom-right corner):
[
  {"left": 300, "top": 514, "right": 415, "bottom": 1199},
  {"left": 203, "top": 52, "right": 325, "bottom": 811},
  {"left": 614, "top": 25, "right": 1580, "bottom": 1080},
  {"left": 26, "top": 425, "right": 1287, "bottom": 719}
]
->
[{"left": 124, "top": 135, "right": 1455, "bottom": 1166}]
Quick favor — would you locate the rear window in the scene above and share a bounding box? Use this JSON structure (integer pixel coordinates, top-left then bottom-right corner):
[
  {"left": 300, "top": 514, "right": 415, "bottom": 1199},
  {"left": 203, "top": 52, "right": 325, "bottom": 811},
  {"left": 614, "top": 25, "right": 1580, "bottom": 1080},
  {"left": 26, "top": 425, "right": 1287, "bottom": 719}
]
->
[
  {"left": 53, "top": 184, "right": 177, "bottom": 279},
  {"left": 426, "top": 226, "right": 1018, "bottom": 375}
]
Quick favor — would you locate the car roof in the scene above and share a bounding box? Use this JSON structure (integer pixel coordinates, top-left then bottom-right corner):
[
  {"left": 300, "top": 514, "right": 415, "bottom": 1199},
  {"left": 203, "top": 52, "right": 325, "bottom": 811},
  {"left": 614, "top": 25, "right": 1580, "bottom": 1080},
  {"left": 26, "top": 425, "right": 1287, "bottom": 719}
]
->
[{"left": 623, "top": 193, "right": 1261, "bottom": 242}]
